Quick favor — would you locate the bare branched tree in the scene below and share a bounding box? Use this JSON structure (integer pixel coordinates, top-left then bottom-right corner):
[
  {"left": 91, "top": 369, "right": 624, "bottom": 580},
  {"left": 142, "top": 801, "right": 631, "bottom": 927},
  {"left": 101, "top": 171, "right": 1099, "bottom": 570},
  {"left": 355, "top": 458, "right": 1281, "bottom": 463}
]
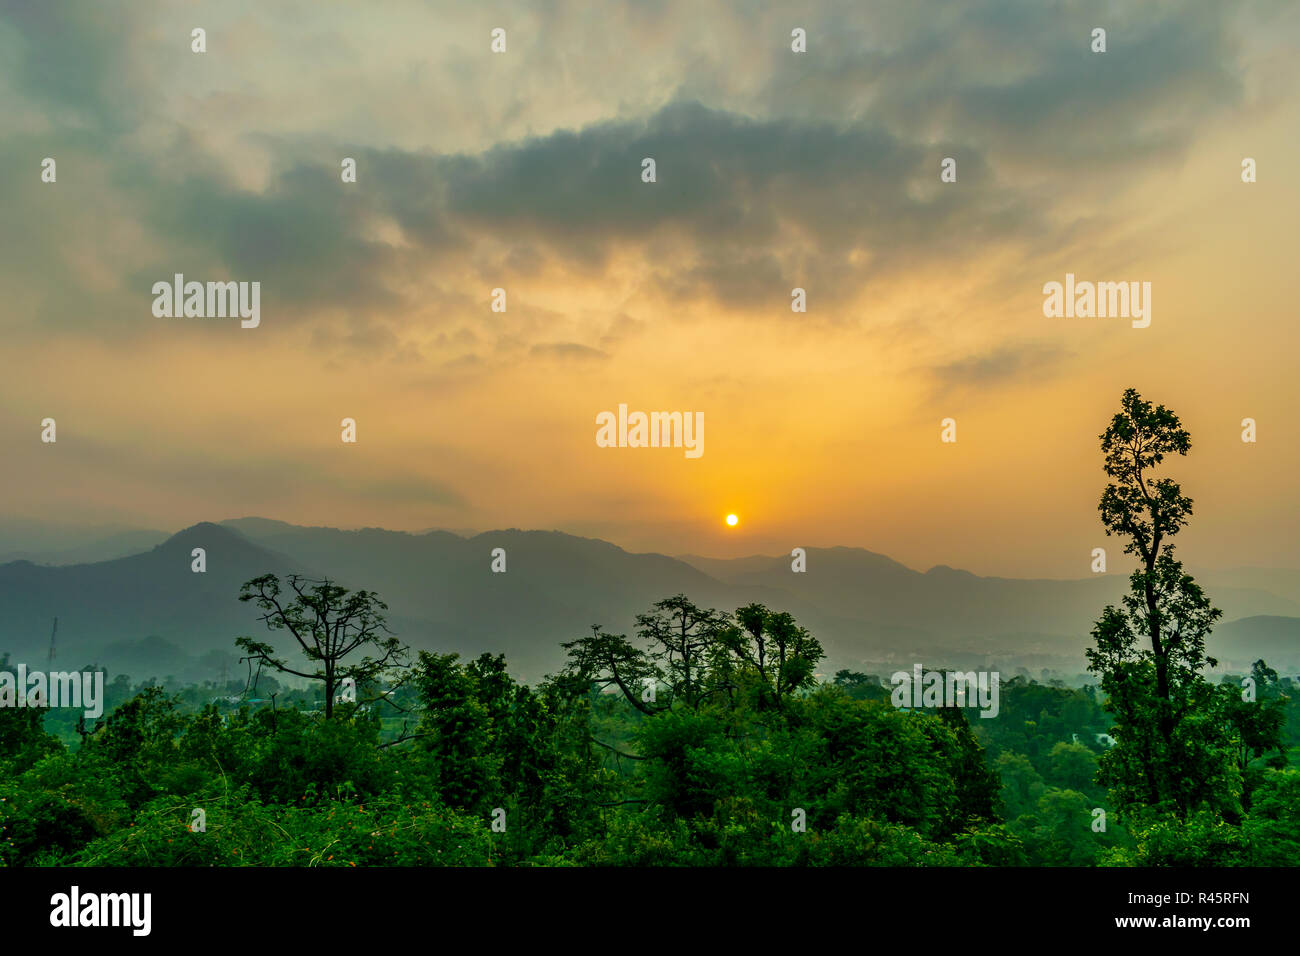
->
[{"left": 235, "top": 573, "right": 408, "bottom": 718}]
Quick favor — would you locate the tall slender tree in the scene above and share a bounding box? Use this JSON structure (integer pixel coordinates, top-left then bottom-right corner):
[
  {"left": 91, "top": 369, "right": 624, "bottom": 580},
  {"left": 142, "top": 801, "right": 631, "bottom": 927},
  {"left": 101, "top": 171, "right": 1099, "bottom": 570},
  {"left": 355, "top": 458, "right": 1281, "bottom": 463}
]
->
[{"left": 1085, "top": 389, "right": 1234, "bottom": 817}]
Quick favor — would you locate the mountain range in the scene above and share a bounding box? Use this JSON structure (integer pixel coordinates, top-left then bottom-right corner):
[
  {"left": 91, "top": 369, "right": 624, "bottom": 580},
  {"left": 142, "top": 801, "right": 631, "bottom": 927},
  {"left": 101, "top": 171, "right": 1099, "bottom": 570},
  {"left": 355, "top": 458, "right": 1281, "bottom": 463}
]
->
[{"left": 0, "top": 518, "right": 1296, "bottom": 684}]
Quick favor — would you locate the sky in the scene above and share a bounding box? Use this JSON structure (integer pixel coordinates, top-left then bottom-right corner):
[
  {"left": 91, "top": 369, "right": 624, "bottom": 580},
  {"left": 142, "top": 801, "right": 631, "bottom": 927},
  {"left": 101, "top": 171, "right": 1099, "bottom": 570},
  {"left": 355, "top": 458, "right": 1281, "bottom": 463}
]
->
[{"left": 2, "top": 0, "right": 1298, "bottom": 577}]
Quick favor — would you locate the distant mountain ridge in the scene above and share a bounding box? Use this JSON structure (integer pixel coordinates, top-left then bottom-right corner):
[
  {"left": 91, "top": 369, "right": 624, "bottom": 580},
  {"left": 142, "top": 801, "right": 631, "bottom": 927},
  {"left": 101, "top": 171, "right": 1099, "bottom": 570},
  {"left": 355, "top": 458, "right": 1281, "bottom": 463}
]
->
[
  {"left": 0, "top": 519, "right": 1296, "bottom": 683},
  {"left": 0, "top": 528, "right": 171, "bottom": 566}
]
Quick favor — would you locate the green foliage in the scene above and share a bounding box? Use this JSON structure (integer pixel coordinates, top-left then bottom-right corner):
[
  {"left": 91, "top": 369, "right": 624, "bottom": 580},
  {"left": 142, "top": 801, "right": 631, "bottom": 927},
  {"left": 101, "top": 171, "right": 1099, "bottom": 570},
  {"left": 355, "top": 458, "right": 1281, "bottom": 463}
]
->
[
  {"left": 1047, "top": 741, "right": 1099, "bottom": 792},
  {"left": 557, "top": 596, "right": 825, "bottom": 717},
  {"left": 1100, "top": 808, "right": 1248, "bottom": 866},
  {"left": 1224, "top": 661, "right": 1290, "bottom": 781},
  {"left": 1008, "top": 789, "right": 1105, "bottom": 866},
  {"left": 74, "top": 789, "right": 494, "bottom": 867},
  {"left": 1241, "top": 770, "right": 1300, "bottom": 864},
  {"left": 1086, "top": 389, "right": 1237, "bottom": 818},
  {"left": 1, "top": 577, "right": 1295, "bottom": 867},
  {"left": 236, "top": 573, "right": 407, "bottom": 719}
]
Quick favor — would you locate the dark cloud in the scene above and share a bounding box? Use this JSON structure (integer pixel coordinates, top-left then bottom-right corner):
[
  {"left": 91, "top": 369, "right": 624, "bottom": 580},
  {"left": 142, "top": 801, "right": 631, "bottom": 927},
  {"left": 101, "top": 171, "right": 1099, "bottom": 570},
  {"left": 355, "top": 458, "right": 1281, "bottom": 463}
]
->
[
  {"left": 0, "top": 0, "right": 145, "bottom": 129},
  {"left": 0, "top": 0, "right": 1261, "bottom": 352},
  {"left": 926, "top": 342, "right": 1070, "bottom": 396},
  {"left": 16, "top": 98, "right": 1011, "bottom": 341},
  {"left": 438, "top": 101, "right": 1027, "bottom": 274},
  {"left": 142, "top": 163, "right": 405, "bottom": 313},
  {"left": 755, "top": 0, "right": 1244, "bottom": 172}
]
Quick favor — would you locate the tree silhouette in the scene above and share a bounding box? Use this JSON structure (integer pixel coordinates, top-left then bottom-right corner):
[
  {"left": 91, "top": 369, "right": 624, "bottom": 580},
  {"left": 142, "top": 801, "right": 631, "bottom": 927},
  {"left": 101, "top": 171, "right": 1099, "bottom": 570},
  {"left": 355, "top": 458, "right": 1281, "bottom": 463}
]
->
[
  {"left": 1085, "top": 388, "right": 1233, "bottom": 818},
  {"left": 235, "top": 573, "right": 407, "bottom": 718},
  {"left": 727, "top": 603, "right": 824, "bottom": 711}
]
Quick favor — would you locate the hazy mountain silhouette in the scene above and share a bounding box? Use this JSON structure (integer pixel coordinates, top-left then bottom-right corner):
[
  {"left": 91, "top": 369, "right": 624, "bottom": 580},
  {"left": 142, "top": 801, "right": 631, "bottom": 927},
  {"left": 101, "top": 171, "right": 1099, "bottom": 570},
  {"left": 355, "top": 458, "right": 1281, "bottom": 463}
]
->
[
  {"left": 0, "top": 519, "right": 1296, "bottom": 683},
  {"left": 218, "top": 518, "right": 763, "bottom": 677},
  {"left": 1211, "top": 616, "right": 1300, "bottom": 672},
  {"left": 0, "top": 523, "right": 301, "bottom": 671},
  {"left": 677, "top": 548, "right": 1300, "bottom": 639},
  {"left": 0, "top": 524, "right": 170, "bottom": 566}
]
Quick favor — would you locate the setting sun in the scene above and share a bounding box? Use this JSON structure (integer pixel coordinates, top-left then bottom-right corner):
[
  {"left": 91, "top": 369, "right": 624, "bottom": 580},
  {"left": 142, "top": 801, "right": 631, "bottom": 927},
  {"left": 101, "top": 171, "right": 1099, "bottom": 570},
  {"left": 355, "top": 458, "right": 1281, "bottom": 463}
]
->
[{"left": 725, "top": 514, "right": 739, "bottom": 527}]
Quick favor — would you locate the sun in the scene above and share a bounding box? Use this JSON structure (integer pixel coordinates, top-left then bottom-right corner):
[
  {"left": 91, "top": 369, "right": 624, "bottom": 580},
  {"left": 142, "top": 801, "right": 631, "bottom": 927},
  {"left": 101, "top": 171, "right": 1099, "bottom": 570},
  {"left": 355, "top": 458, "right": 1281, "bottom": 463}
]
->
[{"left": 725, "top": 513, "right": 739, "bottom": 527}]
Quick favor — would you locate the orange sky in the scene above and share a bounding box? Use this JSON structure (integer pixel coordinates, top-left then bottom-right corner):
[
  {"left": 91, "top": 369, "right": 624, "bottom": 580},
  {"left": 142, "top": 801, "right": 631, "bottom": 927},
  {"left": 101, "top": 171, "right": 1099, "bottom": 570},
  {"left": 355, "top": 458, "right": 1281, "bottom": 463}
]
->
[{"left": 2, "top": 0, "right": 1298, "bottom": 577}]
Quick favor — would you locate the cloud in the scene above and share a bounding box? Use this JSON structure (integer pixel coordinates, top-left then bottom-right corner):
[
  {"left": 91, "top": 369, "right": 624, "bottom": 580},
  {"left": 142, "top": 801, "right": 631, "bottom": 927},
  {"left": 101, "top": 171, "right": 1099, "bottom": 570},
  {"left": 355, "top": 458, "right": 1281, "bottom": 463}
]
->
[
  {"left": 433, "top": 100, "right": 1035, "bottom": 299},
  {"left": 1, "top": 427, "right": 468, "bottom": 518},
  {"left": 926, "top": 342, "right": 1070, "bottom": 396},
  {"left": 0, "top": 0, "right": 1262, "bottom": 362},
  {"left": 529, "top": 342, "right": 608, "bottom": 360},
  {"left": 0, "top": 0, "right": 150, "bottom": 129},
  {"left": 750, "top": 0, "right": 1245, "bottom": 171}
]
